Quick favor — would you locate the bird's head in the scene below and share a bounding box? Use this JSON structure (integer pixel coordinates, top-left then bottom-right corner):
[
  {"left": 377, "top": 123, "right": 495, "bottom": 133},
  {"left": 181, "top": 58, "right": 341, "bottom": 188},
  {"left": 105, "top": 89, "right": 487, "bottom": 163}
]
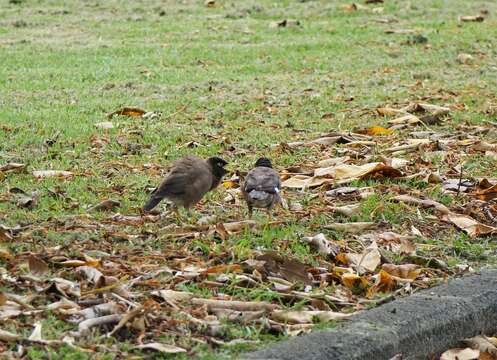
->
[
  {"left": 207, "top": 156, "right": 229, "bottom": 178},
  {"left": 255, "top": 157, "right": 272, "bottom": 168}
]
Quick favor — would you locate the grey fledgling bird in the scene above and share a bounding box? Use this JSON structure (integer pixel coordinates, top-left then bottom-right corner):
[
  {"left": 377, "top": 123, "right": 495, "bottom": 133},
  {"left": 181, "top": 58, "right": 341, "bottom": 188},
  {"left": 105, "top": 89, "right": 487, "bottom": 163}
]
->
[
  {"left": 143, "top": 156, "right": 228, "bottom": 212},
  {"left": 242, "top": 157, "right": 282, "bottom": 217}
]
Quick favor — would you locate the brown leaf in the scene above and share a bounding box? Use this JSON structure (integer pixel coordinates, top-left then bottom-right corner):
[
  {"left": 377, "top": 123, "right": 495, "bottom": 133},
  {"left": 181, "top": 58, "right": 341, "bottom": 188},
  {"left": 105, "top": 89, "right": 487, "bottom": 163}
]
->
[
  {"left": 361, "top": 126, "right": 394, "bottom": 136},
  {"left": 328, "top": 204, "right": 361, "bottom": 217},
  {"left": 33, "top": 170, "right": 73, "bottom": 179},
  {"left": 325, "top": 222, "right": 377, "bottom": 234},
  {"left": 71, "top": 314, "right": 123, "bottom": 338},
  {"left": 376, "top": 107, "right": 406, "bottom": 116},
  {"left": 271, "top": 310, "right": 352, "bottom": 324},
  {"left": 381, "top": 264, "right": 421, "bottom": 280},
  {"left": 367, "top": 270, "right": 397, "bottom": 297},
  {"left": 474, "top": 184, "right": 497, "bottom": 201},
  {"left": 323, "top": 162, "right": 403, "bottom": 182},
  {"left": 442, "top": 213, "right": 497, "bottom": 238},
  {"left": 269, "top": 19, "right": 301, "bottom": 28},
  {"left": 440, "top": 348, "right": 479, "bottom": 360},
  {"left": 134, "top": 343, "right": 187, "bottom": 354},
  {"left": 0, "top": 329, "right": 21, "bottom": 342},
  {"left": 0, "top": 226, "right": 13, "bottom": 242},
  {"left": 462, "top": 336, "right": 497, "bottom": 356},
  {"left": 201, "top": 264, "right": 242, "bottom": 276},
  {"left": 284, "top": 162, "right": 401, "bottom": 189},
  {"left": 107, "top": 306, "right": 145, "bottom": 337},
  {"left": 204, "top": 0, "right": 216, "bottom": 7},
  {"left": 341, "top": 273, "right": 370, "bottom": 290},
  {"left": 16, "top": 191, "right": 40, "bottom": 209},
  {"left": 191, "top": 298, "right": 278, "bottom": 312},
  {"left": 222, "top": 180, "right": 239, "bottom": 189},
  {"left": 394, "top": 194, "right": 450, "bottom": 214},
  {"left": 0, "top": 163, "right": 26, "bottom": 173},
  {"left": 28, "top": 322, "right": 43, "bottom": 341},
  {"left": 301, "top": 233, "right": 339, "bottom": 257},
  {"left": 28, "top": 255, "right": 49, "bottom": 276},
  {"left": 344, "top": 243, "right": 382, "bottom": 273},
  {"left": 89, "top": 199, "right": 121, "bottom": 212},
  {"left": 282, "top": 175, "right": 333, "bottom": 189},
  {"left": 152, "top": 290, "right": 193, "bottom": 308},
  {"left": 457, "top": 53, "right": 475, "bottom": 65},
  {"left": 388, "top": 114, "right": 421, "bottom": 126},
  {"left": 107, "top": 107, "right": 147, "bottom": 118},
  {"left": 459, "top": 15, "right": 484, "bottom": 22},
  {"left": 0, "top": 247, "right": 13, "bottom": 260},
  {"left": 95, "top": 121, "right": 114, "bottom": 129},
  {"left": 255, "top": 252, "right": 312, "bottom": 284},
  {"left": 222, "top": 220, "right": 257, "bottom": 234}
]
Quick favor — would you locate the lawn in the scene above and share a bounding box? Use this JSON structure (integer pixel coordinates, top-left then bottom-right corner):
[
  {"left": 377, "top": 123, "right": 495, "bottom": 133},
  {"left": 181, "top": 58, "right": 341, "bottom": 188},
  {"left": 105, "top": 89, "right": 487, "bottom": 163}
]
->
[{"left": 1, "top": 0, "right": 497, "bottom": 358}]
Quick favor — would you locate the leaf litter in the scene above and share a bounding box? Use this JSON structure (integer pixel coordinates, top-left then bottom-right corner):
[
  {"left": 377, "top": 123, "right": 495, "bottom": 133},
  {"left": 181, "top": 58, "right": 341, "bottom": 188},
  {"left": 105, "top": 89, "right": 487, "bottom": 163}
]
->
[{"left": 3, "top": 97, "right": 497, "bottom": 357}]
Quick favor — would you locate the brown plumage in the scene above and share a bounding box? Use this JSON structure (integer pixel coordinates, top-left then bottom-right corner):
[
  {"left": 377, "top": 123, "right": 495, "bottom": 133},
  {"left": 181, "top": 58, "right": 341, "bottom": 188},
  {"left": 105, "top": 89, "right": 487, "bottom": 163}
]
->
[
  {"left": 242, "top": 157, "right": 281, "bottom": 217},
  {"left": 143, "top": 156, "right": 228, "bottom": 212}
]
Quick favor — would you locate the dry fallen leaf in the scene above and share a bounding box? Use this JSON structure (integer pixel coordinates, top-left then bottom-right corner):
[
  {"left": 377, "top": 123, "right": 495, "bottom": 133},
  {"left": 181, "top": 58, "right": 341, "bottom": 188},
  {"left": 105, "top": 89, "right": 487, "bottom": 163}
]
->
[
  {"left": 457, "top": 53, "right": 475, "bottom": 64},
  {"left": 0, "top": 163, "right": 26, "bottom": 173},
  {"left": 0, "top": 329, "right": 22, "bottom": 342},
  {"left": 271, "top": 310, "right": 352, "bottom": 324},
  {"left": 442, "top": 213, "right": 496, "bottom": 238},
  {"left": 28, "top": 322, "right": 43, "bottom": 341},
  {"left": 462, "top": 336, "right": 497, "bottom": 356},
  {"left": 394, "top": 194, "right": 450, "bottom": 214},
  {"left": 107, "top": 107, "right": 147, "bottom": 118},
  {"left": 459, "top": 15, "right": 485, "bottom": 22},
  {"left": 301, "top": 233, "right": 339, "bottom": 257},
  {"left": 28, "top": 255, "right": 49, "bottom": 276},
  {"left": 440, "top": 348, "right": 479, "bottom": 360},
  {"left": 0, "top": 226, "right": 13, "bottom": 242},
  {"left": 269, "top": 19, "right": 300, "bottom": 28},
  {"left": 204, "top": 0, "right": 216, "bottom": 7},
  {"left": 325, "top": 222, "right": 377, "bottom": 234},
  {"left": 474, "top": 184, "right": 497, "bottom": 201},
  {"left": 255, "top": 252, "right": 311, "bottom": 284},
  {"left": 283, "top": 162, "right": 401, "bottom": 189},
  {"left": 377, "top": 107, "right": 406, "bottom": 116},
  {"left": 341, "top": 273, "right": 370, "bottom": 290},
  {"left": 135, "top": 342, "right": 187, "bottom": 354},
  {"left": 89, "top": 199, "right": 121, "bottom": 212},
  {"left": 363, "top": 125, "right": 394, "bottom": 136},
  {"left": 0, "top": 247, "right": 13, "bottom": 260},
  {"left": 33, "top": 170, "right": 74, "bottom": 179},
  {"left": 343, "top": 242, "right": 381, "bottom": 273},
  {"left": 388, "top": 114, "right": 421, "bottom": 126},
  {"left": 381, "top": 264, "right": 421, "bottom": 280},
  {"left": 95, "top": 121, "right": 114, "bottom": 129}
]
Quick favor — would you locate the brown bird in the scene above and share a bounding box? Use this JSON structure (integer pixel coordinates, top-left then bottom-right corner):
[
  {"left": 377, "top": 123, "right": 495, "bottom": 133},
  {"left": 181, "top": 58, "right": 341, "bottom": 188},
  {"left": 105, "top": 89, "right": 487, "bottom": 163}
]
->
[
  {"left": 143, "top": 156, "right": 228, "bottom": 212},
  {"left": 242, "top": 157, "right": 282, "bottom": 217}
]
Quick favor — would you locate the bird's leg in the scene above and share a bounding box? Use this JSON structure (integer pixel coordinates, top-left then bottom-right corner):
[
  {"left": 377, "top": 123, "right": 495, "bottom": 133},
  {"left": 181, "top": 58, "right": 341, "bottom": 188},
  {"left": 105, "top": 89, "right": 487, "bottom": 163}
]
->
[
  {"left": 185, "top": 207, "right": 195, "bottom": 224},
  {"left": 248, "top": 206, "right": 253, "bottom": 219},
  {"left": 171, "top": 206, "right": 182, "bottom": 223},
  {"left": 265, "top": 208, "right": 273, "bottom": 224}
]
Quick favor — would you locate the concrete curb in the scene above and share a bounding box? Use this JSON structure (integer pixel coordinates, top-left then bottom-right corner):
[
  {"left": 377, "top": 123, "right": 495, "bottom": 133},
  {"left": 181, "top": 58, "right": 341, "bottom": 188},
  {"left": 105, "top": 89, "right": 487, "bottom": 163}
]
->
[{"left": 245, "top": 269, "right": 497, "bottom": 360}]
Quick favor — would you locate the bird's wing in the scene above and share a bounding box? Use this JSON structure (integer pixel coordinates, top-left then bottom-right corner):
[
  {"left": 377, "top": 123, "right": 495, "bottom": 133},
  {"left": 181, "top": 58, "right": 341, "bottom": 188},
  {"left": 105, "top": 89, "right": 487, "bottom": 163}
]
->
[
  {"left": 154, "top": 171, "right": 190, "bottom": 197},
  {"left": 153, "top": 157, "right": 207, "bottom": 197},
  {"left": 244, "top": 167, "right": 280, "bottom": 193}
]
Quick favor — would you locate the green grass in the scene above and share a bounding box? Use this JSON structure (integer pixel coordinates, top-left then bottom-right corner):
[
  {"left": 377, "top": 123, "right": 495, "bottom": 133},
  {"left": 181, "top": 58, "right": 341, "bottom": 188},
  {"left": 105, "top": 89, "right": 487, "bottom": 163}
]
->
[{"left": 2, "top": 0, "right": 497, "bottom": 358}]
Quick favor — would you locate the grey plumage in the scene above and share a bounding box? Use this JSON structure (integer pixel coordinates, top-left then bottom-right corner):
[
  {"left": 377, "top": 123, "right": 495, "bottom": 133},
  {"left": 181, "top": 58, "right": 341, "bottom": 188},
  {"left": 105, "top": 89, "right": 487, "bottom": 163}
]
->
[
  {"left": 143, "top": 156, "right": 227, "bottom": 212},
  {"left": 242, "top": 157, "right": 281, "bottom": 216}
]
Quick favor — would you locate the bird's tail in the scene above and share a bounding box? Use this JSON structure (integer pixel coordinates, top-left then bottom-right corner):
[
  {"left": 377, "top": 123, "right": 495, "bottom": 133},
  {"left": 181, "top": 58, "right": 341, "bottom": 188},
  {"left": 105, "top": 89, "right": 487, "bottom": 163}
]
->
[{"left": 143, "top": 195, "right": 163, "bottom": 212}]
